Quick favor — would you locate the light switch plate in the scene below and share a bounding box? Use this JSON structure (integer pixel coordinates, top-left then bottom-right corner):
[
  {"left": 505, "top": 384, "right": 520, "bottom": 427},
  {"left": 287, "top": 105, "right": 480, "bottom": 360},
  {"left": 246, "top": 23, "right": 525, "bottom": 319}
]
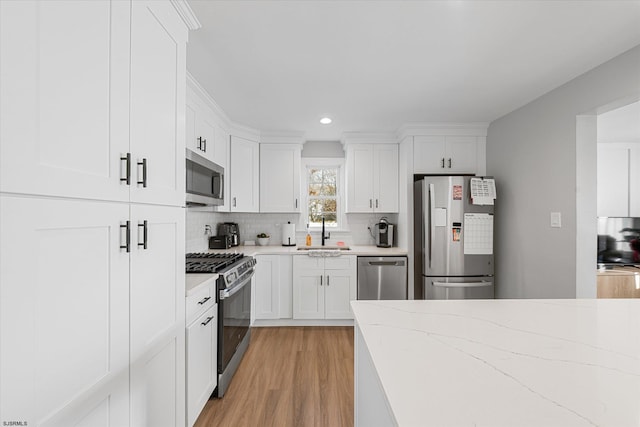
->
[{"left": 550, "top": 212, "right": 562, "bottom": 228}]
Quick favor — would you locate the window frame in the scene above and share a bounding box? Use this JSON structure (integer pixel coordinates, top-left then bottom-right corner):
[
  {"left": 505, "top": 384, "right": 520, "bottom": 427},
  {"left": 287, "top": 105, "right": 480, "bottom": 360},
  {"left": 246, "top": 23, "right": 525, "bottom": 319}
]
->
[{"left": 300, "top": 158, "right": 346, "bottom": 231}]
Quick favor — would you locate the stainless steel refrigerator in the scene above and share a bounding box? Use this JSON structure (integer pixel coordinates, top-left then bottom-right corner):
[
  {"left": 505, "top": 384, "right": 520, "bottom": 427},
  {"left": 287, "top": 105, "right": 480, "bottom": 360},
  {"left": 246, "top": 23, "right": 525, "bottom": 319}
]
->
[{"left": 414, "top": 176, "right": 494, "bottom": 300}]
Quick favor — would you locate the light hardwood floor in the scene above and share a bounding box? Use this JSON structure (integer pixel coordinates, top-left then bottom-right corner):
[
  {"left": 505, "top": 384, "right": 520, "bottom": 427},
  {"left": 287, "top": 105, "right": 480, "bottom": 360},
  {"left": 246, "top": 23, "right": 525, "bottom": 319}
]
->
[{"left": 195, "top": 326, "right": 354, "bottom": 427}]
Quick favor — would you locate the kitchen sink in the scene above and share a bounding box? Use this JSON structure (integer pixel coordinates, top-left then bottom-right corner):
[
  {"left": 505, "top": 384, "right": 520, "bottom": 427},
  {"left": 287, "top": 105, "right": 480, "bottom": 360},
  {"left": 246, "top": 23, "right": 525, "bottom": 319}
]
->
[{"left": 296, "top": 246, "right": 351, "bottom": 251}]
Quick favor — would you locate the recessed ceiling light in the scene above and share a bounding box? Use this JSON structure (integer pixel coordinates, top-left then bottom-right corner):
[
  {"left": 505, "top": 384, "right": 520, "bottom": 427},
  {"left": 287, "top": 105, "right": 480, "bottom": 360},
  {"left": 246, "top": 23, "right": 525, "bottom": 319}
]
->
[{"left": 320, "top": 117, "right": 332, "bottom": 125}]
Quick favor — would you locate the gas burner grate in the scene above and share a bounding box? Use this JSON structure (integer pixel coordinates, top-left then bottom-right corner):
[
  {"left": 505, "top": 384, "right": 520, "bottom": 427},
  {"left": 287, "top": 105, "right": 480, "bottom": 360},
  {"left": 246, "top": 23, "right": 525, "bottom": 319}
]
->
[{"left": 185, "top": 253, "right": 244, "bottom": 273}]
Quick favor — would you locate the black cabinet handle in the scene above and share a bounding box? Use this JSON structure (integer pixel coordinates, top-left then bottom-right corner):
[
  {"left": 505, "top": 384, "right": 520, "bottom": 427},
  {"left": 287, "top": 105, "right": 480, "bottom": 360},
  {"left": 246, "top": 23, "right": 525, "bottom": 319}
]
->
[
  {"left": 295, "top": 198, "right": 298, "bottom": 209},
  {"left": 441, "top": 158, "right": 445, "bottom": 168},
  {"left": 203, "top": 138, "right": 207, "bottom": 153},
  {"left": 320, "top": 275, "right": 323, "bottom": 286},
  {"left": 326, "top": 275, "right": 330, "bottom": 286},
  {"left": 137, "top": 158, "right": 147, "bottom": 187},
  {"left": 201, "top": 316, "right": 214, "bottom": 326},
  {"left": 120, "top": 153, "right": 131, "bottom": 185},
  {"left": 120, "top": 221, "right": 130, "bottom": 252},
  {"left": 198, "top": 296, "right": 211, "bottom": 305},
  {"left": 375, "top": 199, "right": 379, "bottom": 208},
  {"left": 448, "top": 158, "right": 452, "bottom": 168},
  {"left": 233, "top": 197, "right": 237, "bottom": 208},
  {"left": 197, "top": 136, "right": 203, "bottom": 151},
  {"left": 137, "top": 220, "right": 148, "bottom": 249},
  {"left": 369, "top": 199, "right": 372, "bottom": 208}
]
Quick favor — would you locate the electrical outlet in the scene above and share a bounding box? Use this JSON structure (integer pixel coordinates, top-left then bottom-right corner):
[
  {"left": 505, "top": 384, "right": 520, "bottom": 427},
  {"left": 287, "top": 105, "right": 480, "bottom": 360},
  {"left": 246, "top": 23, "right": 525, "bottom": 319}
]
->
[
  {"left": 550, "top": 212, "right": 562, "bottom": 228},
  {"left": 204, "top": 225, "right": 212, "bottom": 235}
]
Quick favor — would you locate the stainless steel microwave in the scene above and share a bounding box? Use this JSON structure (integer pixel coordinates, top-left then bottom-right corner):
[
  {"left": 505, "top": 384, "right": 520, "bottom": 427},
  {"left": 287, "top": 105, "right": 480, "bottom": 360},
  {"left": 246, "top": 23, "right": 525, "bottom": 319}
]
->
[{"left": 186, "top": 148, "right": 224, "bottom": 206}]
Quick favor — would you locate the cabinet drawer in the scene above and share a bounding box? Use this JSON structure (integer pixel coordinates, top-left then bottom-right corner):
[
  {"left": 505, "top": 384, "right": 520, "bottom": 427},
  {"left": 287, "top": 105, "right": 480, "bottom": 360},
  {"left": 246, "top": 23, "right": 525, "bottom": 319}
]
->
[
  {"left": 294, "top": 256, "right": 324, "bottom": 270},
  {"left": 187, "top": 283, "right": 215, "bottom": 325},
  {"left": 325, "top": 256, "right": 354, "bottom": 270}
]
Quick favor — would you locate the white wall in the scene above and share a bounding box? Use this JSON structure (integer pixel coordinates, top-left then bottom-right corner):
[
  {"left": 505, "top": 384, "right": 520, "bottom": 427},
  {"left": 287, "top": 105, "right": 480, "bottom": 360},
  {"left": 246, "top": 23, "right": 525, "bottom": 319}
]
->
[{"left": 487, "top": 44, "right": 640, "bottom": 299}]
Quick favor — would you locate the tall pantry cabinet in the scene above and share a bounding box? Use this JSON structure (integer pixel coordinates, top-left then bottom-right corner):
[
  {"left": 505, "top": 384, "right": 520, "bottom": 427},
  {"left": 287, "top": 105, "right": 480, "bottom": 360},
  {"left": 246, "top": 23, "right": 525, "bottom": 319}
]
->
[{"left": 0, "top": 2, "right": 198, "bottom": 426}]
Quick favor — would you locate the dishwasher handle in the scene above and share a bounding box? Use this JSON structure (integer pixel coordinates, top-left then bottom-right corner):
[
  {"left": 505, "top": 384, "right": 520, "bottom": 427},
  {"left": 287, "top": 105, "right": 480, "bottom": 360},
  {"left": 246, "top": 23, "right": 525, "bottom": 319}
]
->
[{"left": 367, "top": 261, "right": 405, "bottom": 266}]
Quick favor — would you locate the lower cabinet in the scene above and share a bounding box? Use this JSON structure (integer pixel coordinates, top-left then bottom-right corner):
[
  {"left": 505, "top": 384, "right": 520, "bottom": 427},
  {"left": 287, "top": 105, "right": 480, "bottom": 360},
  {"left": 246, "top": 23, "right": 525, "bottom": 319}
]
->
[
  {"left": 0, "top": 195, "right": 185, "bottom": 427},
  {"left": 293, "top": 256, "right": 357, "bottom": 320},
  {"left": 186, "top": 297, "right": 217, "bottom": 427},
  {"left": 253, "top": 255, "right": 293, "bottom": 321}
]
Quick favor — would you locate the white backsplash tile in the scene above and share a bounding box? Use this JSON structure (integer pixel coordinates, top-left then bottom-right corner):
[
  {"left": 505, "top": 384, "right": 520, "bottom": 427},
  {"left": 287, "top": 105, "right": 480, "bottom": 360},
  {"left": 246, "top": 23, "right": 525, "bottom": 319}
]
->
[{"left": 186, "top": 209, "right": 399, "bottom": 250}]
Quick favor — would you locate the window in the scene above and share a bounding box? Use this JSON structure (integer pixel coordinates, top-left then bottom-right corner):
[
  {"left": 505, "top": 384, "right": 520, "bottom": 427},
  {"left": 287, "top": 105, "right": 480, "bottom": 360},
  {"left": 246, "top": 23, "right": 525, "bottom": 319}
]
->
[{"left": 303, "top": 159, "right": 343, "bottom": 229}]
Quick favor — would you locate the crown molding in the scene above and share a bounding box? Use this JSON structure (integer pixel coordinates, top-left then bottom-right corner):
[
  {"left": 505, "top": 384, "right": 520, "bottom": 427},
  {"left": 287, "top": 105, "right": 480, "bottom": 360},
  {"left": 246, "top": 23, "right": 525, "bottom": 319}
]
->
[
  {"left": 260, "top": 131, "right": 306, "bottom": 145},
  {"left": 340, "top": 132, "right": 398, "bottom": 146},
  {"left": 396, "top": 122, "right": 490, "bottom": 140},
  {"left": 187, "top": 72, "right": 260, "bottom": 141},
  {"left": 170, "top": 0, "right": 201, "bottom": 30}
]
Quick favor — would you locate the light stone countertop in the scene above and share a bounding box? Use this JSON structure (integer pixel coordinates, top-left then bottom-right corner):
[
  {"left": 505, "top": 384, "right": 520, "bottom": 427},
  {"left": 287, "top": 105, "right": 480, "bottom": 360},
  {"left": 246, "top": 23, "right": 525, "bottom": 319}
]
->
[
  {"left": 185, "top": 245, "right": 407, "bottom": 295},
  {"left": 351, "top": 299, "right": 640, "bottom": 427},
  {"left": 195, "top": 244, "right": 408, "bottom": 257}
]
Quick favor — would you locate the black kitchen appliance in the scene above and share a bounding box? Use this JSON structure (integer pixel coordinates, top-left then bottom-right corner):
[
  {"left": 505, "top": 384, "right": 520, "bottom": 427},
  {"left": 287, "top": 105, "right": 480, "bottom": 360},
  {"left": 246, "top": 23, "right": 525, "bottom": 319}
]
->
[
  {"left": 217, "top": 222, "right": 240, "bottom": 247},
  {"left": 374, "top": 217, "right": 395, "bottom": 248},
  {"left": 208, "top": 235, "right": 232, "bottom": 249}
]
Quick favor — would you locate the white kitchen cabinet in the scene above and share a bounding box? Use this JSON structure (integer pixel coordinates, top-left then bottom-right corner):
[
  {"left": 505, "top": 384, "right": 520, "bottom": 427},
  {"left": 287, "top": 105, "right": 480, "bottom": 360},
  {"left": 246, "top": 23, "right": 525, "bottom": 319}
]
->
[
  {"left": 0, "top": 0, "right": 186, "bottom": 208},
  {"left": 292, "top": 256, "right": 356, "bottom": 320},
  {"left": 597, "top": 143, "right": 640, "bottom": 217},
  {"left": 186, "top": 84, "right": 229, "bottom": 170},
  {"left": 346, "top": 144, "right": 399, "bottom": 213},
  {"left": 0, "top": 196, "right": 130, "bottom": 427},
  {"left": 230, "top": 135, "right": 260, "bottom": 212},
  {"left": 129, "top": 203, "right": 186, "bottom": 427},
  {"left": 0, "top": 1, "right": 192, "bottom": 426},
  {"left": 260, "top": 144, "right": 302, "bottom": 212},
  {"left": 0, "top": 0, "right": 130, "bottom": 202},
  {"left": 253, "top": 255, "right": 293, "bottom": 321},
  {"left": 414, "top": 135, "right": 477, "bottom": 174},
  {"left": 186, "top": 302, "right": 217, "bottom": 427},
  {"left": 129, "top": 1, "right": 187, "bottom": 207}
]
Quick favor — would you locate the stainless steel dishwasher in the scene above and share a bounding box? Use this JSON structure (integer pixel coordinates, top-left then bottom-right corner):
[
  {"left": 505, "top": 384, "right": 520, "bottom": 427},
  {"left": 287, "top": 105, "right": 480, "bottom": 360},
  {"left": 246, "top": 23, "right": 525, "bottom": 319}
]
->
[{"left": 357, "top": 256, "right": 408, "bottom": 300}]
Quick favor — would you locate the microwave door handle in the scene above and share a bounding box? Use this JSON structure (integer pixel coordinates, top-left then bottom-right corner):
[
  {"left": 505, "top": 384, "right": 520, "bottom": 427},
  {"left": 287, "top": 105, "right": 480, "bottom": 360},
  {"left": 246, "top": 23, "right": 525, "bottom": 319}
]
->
[{"left": 219, "top": 173, "right": 224, "bottom": 199}]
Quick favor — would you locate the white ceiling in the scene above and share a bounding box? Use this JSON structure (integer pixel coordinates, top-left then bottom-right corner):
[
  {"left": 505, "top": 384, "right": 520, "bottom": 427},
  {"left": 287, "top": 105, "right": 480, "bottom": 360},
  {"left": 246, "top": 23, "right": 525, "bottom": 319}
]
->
[
  {"left": 186, "top": 1, "right": 640, "bottom": 140},
  {"left": 598, "top": 101, "right": 640, "bottom": 143}
]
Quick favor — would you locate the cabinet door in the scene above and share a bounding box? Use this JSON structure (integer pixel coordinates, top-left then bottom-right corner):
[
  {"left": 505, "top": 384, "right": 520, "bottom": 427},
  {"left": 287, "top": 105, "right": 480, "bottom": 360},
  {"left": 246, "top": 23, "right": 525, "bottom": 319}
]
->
[
  {"left": 630, "top": 147, "right": 640, "bottom": 217},
  {"left": 216, "top": 128, "right": 232, "bottom": 212},
  {"left": 293, "top": 257, "right": 324, "bottom": 319},
  {"left": 373, "top": 144, "right": 399, "bottom": 213},
  {"left": 186, "top": 305, "right": 217, "bottom": 427},
  {"left": 130, "top": 204, "right": 185, "bottom": 427},
  {"left": 0, "top": 0, "right": 130, "bottom": 202},
  {"left": 195, "top": 106, "right": 217, "bottom": 162},
  {"left": 324, "top": 272, "right": 355, "bottom": 319},
  {"left": 346, "top": 144, "right": 374, "bottom": 212},
  {"left": 260, "top": 144, "right": 301, "bottom": 212},
  {"left": 230, "top": 136, "right": 259, "bottom": 212},
  {"left": 254, "top": 255, "right": 280, "bottom": 320},
  {"left": 597, "top": 146, "right": 629, "bottom": 217},
  {"left": 129, "top": 1, "right": 187, "bottom": 207},
  {"left": 278, "top": 255, "right": 294, "bottom": 319},
  {"left": 0, "top": 196, "right": 129, "bottom": 426},
  {"left": 213, "top": 126, "right": 229, "bottom": 178},
  {"left": 446, "top": 136, "right": 477, "bottom": 173},
  {"left": 413, "top": 136, "right": 446, "bottom": 173},
  {"left": 185, "top": 90, "right": 200, "bottom": 154}
]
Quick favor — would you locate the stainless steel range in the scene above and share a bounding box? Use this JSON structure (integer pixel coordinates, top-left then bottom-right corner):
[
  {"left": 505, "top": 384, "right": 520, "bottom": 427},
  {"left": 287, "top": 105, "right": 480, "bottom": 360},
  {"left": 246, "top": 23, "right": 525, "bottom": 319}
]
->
[{"left": 185, "top": 252, "right": 256, "bottom": 397}]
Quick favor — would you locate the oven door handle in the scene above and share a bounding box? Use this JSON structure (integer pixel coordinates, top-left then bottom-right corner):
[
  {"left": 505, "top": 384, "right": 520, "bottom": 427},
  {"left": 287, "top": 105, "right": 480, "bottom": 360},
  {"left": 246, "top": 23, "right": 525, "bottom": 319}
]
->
[{"left": 219, "top": 270, "right": 254, "bottom": 300}]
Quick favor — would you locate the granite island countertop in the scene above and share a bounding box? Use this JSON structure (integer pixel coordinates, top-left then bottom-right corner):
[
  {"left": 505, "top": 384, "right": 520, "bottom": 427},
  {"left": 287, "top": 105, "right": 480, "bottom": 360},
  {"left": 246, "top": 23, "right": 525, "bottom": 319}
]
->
[{"left": 351, "top": 299, "right": 640, "bottom": 427}]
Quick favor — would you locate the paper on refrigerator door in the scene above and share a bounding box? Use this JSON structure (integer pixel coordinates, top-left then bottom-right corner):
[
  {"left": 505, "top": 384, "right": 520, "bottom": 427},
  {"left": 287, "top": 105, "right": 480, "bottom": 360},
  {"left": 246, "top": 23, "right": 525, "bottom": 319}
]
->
[
  {"left": 463, "top": 213, "right": 493, "bottom": 255},
  {"left": 470, "top": 178, "right": 496, "bottom": 205}
]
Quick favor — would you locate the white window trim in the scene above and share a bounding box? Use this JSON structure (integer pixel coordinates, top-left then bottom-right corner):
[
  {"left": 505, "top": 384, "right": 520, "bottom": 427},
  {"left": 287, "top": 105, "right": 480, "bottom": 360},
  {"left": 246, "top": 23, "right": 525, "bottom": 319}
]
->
[{"left": 300, "top": 158, "right": 346, "bottom": 231}]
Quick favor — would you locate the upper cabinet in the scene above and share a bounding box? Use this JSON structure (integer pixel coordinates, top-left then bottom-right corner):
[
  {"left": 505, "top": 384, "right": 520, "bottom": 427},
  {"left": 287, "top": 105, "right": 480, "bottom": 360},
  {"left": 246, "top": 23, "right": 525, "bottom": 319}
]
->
[
  {"left": 260, "top": 144, "right": 302, "bottom": 213},
  {"left": 186, "top": 82, "right": 229, "bottom": 170},
  {"left": 346, "top": 143, "right": 399, "bottom": 213},
  {"left": 414, "top": 135, "right": 478, "bottom": 174},
  {"left": 230, "top": 136, "right": 260, "bottom": 212},
  {"left": 597, "top": 143, "right": 640, "bottom": 217},
  {"left": 0, "top": 0, "right": 186, "bottom": 207}
]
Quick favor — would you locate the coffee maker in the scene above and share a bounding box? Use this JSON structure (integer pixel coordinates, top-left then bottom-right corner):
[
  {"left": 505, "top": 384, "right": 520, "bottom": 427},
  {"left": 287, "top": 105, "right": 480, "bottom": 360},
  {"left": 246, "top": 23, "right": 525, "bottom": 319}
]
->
[
  {"left": 217, "top": 222, "right": 240, "bottom": 247},
  {"left": 374, "top": 217, "right": 394, "bottom": 248}
]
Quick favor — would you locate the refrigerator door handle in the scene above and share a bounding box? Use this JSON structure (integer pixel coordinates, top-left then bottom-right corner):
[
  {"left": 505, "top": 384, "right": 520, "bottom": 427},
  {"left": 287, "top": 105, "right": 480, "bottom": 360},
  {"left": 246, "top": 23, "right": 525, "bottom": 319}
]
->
[
  {"left": 432, "top": 281, "right": 492, "bottom": 288},
  {"left": 428, "top": 183, "right": 435, "bottom": 269}
]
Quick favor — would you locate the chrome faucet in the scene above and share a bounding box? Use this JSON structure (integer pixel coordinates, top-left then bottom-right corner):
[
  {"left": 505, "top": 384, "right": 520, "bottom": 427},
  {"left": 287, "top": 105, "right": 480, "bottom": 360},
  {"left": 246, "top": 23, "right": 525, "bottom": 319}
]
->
[{"left": 321, "top": 217, "right": 330, "bottom": 246}]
